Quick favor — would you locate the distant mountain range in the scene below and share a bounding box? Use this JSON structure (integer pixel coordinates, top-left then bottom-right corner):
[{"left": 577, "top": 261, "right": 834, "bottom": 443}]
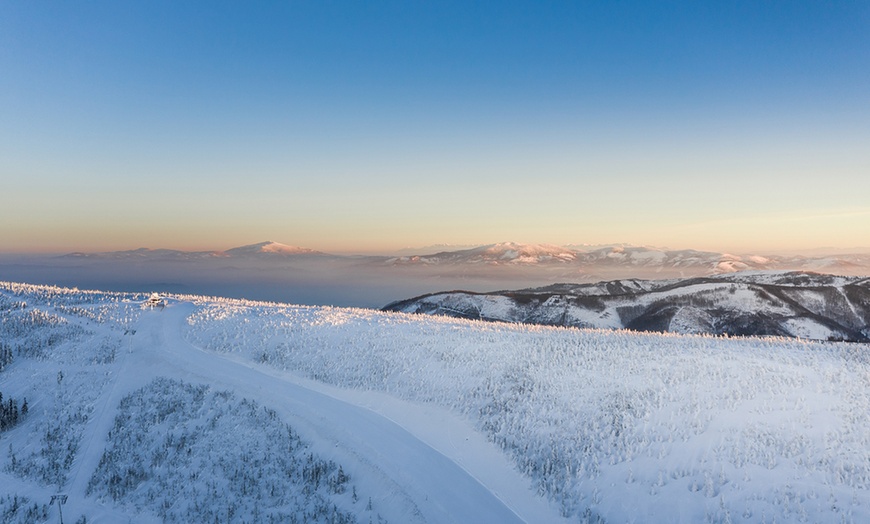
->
[
  {"left": 60, "top": 240, "right": 870, "bottom": 276},
  {"left": 384, "top": 271, "right": 870, "bottom": 342},
  {"left": 4, "top": 241, "right": 866, "bottom": 309},
  {"left": 384, "top": 243, "right": 870, "bottom": 276},
  {"left": 63, "top": 241, "right": 328, "bottom": 260}
]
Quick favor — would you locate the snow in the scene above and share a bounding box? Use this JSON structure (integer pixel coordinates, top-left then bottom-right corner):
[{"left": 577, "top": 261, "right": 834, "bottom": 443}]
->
[
  {"left": 184, "top": 297, "right": 870, "bottom": 522},
  {"left": 2, "top": 281, "right": 870, "bottom": 523},
  {"left": 405, "top": 243, "right": 580, "bottom": 266},
  {"left": 549, "top": 295, "right": 623, "bottom": 330},
  {"left": 394, "top": 272, "right": 868, "bottom": 341},
  {"left": 225, "top": 240, "right": 321, "bottom": 256},
  {"left": 668, "top": 306, "right": 715, "bottom": 334},
  {"left": 782, "top": 317, "right": 835, "bottom": 340},
  {"left": 627, "top": 249, "right": 668, "bottom": 265},
  {"left": 716, "top": 260, "right": 750, "bottom": 272},
  {"left": 0, "top": 285, "right": 561, "bottom": 523}
]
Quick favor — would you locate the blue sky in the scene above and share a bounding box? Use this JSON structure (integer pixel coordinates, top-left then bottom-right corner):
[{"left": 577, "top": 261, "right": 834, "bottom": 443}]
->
[{"left": 1, "top": 1, "right": 868, "bottom": 253}]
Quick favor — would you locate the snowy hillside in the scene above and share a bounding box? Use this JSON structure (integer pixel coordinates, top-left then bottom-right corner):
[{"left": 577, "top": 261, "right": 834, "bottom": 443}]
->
[
  {"left": 2, "top": 281, "right": 870, "bottom": 523},
  {"left": 385, "top": 271, "right": 870, "bottom": 342}
]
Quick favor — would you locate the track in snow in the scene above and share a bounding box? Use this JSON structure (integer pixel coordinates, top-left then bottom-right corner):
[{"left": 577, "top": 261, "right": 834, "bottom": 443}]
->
[{"left": 64, "top": 300, "right": 548, "bottom": 524}]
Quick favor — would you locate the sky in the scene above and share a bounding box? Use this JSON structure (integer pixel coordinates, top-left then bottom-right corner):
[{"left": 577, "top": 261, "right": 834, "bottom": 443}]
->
[{"left": 1, "top": 1, "right": 869, "bottom": 255}]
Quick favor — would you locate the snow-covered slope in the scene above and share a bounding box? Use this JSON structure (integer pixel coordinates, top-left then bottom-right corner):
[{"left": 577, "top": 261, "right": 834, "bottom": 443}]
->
[
  {"left": 385, "top": 271, "right": 870, "bottom": 342},
  {"left": 2, "top": 281, "right": 870, "bottom": 523},
  {"left": 0, "top": 283, "right": 558, "bottom": 524}
]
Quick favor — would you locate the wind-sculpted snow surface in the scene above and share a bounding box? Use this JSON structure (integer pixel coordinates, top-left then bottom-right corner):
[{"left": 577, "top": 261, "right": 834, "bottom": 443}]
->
[{"left": 187, "top": 299, "right": 870, "bottom": 522}]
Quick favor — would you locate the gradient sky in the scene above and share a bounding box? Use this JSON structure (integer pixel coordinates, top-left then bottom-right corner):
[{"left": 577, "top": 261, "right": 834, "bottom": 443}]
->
[{"left": 2, "top": 1, "right": 869, "bottom": 254}]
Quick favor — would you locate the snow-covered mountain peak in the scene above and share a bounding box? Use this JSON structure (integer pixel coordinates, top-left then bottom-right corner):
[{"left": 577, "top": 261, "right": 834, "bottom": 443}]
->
[{"left": 223, "top": 241, "right": 323, "bottom": 257}]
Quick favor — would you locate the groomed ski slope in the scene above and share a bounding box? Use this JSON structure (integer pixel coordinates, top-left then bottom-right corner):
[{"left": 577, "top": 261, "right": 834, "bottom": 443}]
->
[{"left": 2, "top": 282, "right": 870, "bottom": 523}]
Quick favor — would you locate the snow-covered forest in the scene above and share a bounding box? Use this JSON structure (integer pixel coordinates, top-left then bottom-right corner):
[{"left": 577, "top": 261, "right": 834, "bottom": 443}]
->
[{"left": 1, "top": 281, "right": 869, "bottom": 523}]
